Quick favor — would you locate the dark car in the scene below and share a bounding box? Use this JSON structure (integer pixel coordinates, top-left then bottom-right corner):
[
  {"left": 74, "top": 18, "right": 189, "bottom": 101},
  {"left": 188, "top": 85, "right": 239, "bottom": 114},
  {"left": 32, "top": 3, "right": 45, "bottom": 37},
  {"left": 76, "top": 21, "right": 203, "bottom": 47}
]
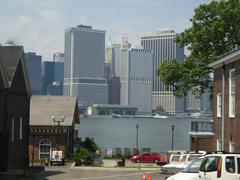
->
[{"left": 131, "top": 152, "right": 161, "bottom": 163}]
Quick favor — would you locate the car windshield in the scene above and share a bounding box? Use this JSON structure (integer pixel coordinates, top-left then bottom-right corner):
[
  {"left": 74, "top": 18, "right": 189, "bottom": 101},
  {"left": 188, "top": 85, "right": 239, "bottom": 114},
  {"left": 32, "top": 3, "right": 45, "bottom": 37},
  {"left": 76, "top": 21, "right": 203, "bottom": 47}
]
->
[{"left": 182, "top": 158, "right": 203, "bottom": 173}]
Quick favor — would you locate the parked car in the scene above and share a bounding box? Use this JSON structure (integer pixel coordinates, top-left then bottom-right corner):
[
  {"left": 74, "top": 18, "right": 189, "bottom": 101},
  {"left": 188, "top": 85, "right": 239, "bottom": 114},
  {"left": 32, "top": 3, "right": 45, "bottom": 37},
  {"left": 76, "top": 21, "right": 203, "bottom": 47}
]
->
[
  {"left": 131, "top": 152, "right": 161, "bottom": 163},
  {"left": 162, "top": 151, "right": 206, "bottom": 174},
  {"left": 199, "top": 153, "right": 240, "bottom": 180},
  {"left": 166, "top": 157, "right": 204, "bottom": 180}
]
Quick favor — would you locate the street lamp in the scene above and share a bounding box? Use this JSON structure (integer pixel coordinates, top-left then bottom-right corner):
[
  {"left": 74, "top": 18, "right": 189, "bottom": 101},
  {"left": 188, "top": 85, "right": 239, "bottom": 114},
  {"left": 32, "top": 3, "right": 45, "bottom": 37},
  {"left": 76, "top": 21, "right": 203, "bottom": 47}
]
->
[
  {"left": 171, "top": 125, "right": 175, "bottom": 150},
  {"left": 136, "top": 124, "right": 139, "bottom": 154},
  {"left": 51, "top": 116, "right": 65, "bottom": 151}
]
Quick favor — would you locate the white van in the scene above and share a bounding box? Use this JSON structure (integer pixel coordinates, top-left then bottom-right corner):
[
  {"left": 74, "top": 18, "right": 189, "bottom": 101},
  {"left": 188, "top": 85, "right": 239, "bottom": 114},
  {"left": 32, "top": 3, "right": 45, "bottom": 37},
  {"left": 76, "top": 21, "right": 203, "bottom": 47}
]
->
[{"left": 199, "top": 153, "right": 240, "bottom": 180}]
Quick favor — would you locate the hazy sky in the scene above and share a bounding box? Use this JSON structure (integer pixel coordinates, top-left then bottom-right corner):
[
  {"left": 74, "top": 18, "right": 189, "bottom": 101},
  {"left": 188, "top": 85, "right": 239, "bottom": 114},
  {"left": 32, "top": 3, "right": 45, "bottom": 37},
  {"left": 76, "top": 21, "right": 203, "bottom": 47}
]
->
[{"left": 0, "top": 0, "right": 211, "bottom": 60}]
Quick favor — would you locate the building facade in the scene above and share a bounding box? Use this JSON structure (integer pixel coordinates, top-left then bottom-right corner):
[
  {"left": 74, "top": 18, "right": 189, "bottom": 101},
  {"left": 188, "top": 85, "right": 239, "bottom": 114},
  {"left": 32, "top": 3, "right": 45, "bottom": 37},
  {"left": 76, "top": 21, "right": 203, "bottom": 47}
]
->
[
  {"left": 141, "top": 30, "right": 185, "bottom": 114},
  {"left": 29, "top": 96, "right": 80, "bottom": 160},
  {"left": 0, "top": 45, "right": 31, "bottom": 172},
  {"left": 120, "top": 48, "right": 153, "bottom": 115},
  {"left": 210, "top": 48, "right": 240, "bottom": 152},
  {"left": 53, "top": 52, "right": 64, "bottom": 62},
  {"left": 25, "top": 52, "right": 42, "bottom": 95},
  {"left": 64, "top": 25, "right": 108, "bottom": 108},
  {"left": 42, "top": 61, "right": 64, "bottom": 95}
]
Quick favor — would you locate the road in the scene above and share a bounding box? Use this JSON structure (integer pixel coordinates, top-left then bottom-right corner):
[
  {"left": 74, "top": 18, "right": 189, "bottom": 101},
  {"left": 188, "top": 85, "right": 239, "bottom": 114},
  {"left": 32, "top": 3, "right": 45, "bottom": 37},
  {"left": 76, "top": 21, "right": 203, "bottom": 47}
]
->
[{"left": 30, "top": 166, "right": 169, "bottom": 180}]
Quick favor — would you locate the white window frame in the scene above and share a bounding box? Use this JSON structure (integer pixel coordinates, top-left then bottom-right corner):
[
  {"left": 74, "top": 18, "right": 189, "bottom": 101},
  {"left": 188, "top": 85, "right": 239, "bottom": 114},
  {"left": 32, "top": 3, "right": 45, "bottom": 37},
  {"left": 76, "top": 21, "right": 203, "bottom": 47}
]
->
[
  {"left": 229, "top": 68, "right": 235, "bottom": 118},
  {"left": 217, "top": 93, "right": 222, "bottom": 117},
  {"left": 229, "top": 142, "right": 235, "bottom": 153},
  {"left": 217, "top": 139, "right": 222, "bottom": 151},
  {"left": 11, "top": 117, "right": 15, "bottom": 142},
  {"left": 20, "top": 117, "right": 22, "bottom": 140}
]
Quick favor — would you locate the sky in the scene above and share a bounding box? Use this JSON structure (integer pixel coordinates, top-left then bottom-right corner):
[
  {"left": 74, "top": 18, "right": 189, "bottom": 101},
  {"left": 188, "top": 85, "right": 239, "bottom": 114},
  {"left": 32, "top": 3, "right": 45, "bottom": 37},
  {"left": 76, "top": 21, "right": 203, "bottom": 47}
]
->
[{"left": 0, "top": 0, "right": 211, "bottom": 60}]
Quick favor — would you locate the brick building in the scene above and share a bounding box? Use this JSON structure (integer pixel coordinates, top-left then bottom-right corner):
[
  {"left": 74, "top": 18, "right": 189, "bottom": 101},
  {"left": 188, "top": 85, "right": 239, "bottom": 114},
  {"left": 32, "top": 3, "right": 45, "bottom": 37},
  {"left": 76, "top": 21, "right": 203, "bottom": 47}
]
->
[
  {"left": 29, "top": 96, "right": 80, "bottom": 160},
  {"left": 0, "top": 45, "right": 31, "bottom": 172},
  {"left": 209, "top": 48, "right": 240, "bottom": 152}
]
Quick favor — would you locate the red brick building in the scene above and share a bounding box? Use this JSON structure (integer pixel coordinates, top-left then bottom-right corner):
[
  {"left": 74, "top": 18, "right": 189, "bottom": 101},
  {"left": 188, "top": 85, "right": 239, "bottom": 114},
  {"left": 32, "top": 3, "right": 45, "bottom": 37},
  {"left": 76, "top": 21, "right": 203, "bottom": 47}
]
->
[
  {"left": 29, "top": 96, "right": 80, "bottom": 161},
  {"left": 0, "top": 45, "right": 31, "bottom": 172},
  {"left": 209, "top": 48, "right": 240, "bottom": 152}
]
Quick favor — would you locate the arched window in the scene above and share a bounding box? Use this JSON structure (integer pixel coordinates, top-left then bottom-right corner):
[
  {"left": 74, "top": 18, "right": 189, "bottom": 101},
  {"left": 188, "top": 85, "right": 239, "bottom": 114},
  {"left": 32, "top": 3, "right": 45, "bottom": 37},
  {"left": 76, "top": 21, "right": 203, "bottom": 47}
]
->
[{"left": 39, "top": 139, "right": 51, "bottom": 159}]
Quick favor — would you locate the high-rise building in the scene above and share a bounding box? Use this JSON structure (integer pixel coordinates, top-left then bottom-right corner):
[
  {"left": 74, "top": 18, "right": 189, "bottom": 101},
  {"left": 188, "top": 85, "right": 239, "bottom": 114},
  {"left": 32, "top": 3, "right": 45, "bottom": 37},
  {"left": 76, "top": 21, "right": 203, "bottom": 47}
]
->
[
  {"left": 53, "top": 52, "right": 64, "bottom": 62},
  {"left": 64, "top": 25, "right": 108, "bottom": 109},
  {"left": 141, "top": 30, "right": 185, "bottom": 114},
  {"left": 120, "top": 48, "right": 153, "bottom": 115},
  {"left": 25, "top": 52, "right": 42, "bottom": 95},
  {"left": 42, "top": 61, "right": 64, "bottom": 95}
]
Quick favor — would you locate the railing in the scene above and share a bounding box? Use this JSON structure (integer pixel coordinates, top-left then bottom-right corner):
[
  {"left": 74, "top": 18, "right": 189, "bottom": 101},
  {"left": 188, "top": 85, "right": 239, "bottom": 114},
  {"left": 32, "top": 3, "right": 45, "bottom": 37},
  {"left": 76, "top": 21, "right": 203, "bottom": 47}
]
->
[{"left": 191, "top": 121, "right": 214, "bottom": 133}]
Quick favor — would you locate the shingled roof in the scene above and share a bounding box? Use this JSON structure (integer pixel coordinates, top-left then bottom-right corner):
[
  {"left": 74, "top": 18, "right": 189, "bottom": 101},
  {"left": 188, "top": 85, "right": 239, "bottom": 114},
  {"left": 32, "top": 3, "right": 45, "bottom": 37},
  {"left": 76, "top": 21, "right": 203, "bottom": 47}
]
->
[{"left": 30, "top": 96, "right": 80, "bottom": 126}]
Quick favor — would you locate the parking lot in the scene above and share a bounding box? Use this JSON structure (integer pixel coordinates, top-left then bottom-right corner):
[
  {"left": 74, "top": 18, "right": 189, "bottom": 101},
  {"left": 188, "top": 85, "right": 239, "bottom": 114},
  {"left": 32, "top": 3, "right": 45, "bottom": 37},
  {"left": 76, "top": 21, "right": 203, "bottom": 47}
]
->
[{"left": 31, "top": 166, "right": 169, "bottom": 180}]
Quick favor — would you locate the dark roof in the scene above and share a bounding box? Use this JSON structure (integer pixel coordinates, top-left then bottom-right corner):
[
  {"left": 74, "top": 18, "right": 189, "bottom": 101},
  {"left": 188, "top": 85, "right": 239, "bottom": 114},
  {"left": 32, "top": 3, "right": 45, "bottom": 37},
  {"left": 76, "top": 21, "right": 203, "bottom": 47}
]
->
[
  {"left": 30, "top": 96, "right": 80, "bottom": 126},
  {"left": 0, "top": 45, "right": 31, "bottom": 94}
]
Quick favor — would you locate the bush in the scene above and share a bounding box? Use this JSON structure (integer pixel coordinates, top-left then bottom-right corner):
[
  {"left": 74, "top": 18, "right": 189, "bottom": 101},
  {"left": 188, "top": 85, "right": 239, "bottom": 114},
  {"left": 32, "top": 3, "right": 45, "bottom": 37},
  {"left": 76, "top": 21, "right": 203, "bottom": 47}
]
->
[
  {"left": 73, "top": 148, "right": 94, "bottom": 166},
  {"left": 83, "top": 137, "right": 98, "bottom": 153},
  {"left": 124, "top": 148, "right": 131, "bottom": 158}
]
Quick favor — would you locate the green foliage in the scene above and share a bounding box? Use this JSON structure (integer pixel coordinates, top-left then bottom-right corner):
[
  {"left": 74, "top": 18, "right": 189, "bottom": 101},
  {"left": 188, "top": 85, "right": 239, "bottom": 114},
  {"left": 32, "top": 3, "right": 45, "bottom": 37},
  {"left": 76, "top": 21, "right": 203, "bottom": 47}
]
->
[
  {"left": 124, "top": 148, "right": 131, "bottom": 158},
  {"left": 83, "top": 137, "right": 98, "bottom": 153},
  {"left": 73, "top": 148, "right": 94, "bottom": 166},
  {"left": 158, "top": 0, "right": 240, "bottom": 97}
]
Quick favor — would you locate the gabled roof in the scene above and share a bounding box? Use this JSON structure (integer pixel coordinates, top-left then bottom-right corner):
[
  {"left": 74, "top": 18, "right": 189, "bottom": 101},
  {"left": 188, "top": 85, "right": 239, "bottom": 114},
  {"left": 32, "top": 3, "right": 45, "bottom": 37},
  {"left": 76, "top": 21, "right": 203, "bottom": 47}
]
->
[
  {"left": 0, "top": 46, "right": 9, "bottom": 88},
  {"left": 0, "top": 45, "right": 31, "bottom": 95},
  {"left": 209, "top": 48, "right": 240, "bottom": 69},
  {"left": 30, "top": 96, "right": 80, "bottom": 126}
]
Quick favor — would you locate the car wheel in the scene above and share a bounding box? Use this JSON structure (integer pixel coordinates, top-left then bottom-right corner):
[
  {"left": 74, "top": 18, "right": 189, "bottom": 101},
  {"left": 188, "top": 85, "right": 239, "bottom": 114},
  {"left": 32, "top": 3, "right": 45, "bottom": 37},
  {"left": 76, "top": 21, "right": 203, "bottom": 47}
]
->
[{"left": 137, "top": 159, "right": 141, "bottom": 163}]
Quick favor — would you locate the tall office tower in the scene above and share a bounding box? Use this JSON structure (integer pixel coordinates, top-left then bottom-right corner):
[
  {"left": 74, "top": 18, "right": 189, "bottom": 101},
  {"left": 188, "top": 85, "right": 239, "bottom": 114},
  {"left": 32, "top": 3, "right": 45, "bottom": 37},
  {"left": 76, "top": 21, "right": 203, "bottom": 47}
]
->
[
  {"left": 53, "top": 52, "right": 64, "bottom": 62},
  {"left": 25, "top": 52, "right": 42, "bottom": 95},
  {"left": 64, "top": 25, "right": 108, "bottom": 109},
  {"left": 141, "top": 30, "right": 185, "bottom": 114},
  {"left": 42, "top": 61, "right": 64, "bottom": 95},
  {"left": 120, "top": 48, "right": 153, "bottom": 115}
]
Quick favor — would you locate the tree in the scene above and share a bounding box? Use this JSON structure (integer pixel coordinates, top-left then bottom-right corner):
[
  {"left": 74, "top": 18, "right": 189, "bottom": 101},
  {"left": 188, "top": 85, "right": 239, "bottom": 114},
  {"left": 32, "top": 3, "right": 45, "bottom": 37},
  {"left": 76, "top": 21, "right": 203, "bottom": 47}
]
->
[{"left": 158, "top": 0, "right": 240, "bottom": 97}]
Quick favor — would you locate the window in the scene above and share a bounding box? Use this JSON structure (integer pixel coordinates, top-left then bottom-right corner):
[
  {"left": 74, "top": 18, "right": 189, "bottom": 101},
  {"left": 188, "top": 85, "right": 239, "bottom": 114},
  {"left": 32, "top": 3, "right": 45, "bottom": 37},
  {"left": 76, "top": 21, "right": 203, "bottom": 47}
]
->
[
  {"left": 217, "top": 93, "right": 222, "bottom": 117},
  {"left": 200, "top": 156, "right": 220, "bottom": 172},
  {"left": 229, "top": 69, "right": 235, "bottom": 117},
  {"left": 226, "top": 156, "right": 235, "bottom": 173},
  {"left": 39, "top": 139, "right": 51, "bottom": 159},
  {"left": 20, "top": 117, "right": 22, "bottom": 140},
  {"left": 229, "top": 142, "right": 235, "bottom": 153},
  {"left": 217, "top": 139, "right": 222, "bottom": 151},
  {"left": 237, "top": 158, "right": 240, "bottom": 174},
  {"left": 11, "top": 117, "right": 15, "bottom": 142}
]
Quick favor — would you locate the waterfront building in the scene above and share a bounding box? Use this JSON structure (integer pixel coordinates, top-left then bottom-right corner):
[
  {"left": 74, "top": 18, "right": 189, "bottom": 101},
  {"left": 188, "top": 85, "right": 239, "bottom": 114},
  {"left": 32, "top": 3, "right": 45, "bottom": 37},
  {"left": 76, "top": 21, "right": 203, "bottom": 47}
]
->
[
  {"left": 29, "top": 96, "right": 80, "bottom": 160},
  {"left": 141, "top": 30, "right": 185, "bottom": 114},
  {"left": 25, "top": 52, "right": 42, "bottom": 95},
  {"left": 209, "top": 48, "right": 240, "bottom": 152},
  {"left": 53, "top": 52, "right": 64, "bottom": 62},
  {"left": 0, "top": 45, "right": 31, "bottom": 172},
  {"left": 91, "top": 104, "right": 137, "bottom": 115},
  {"left": 64, "top": 25, "right": 108, "bottom": 109},
  {"left": 108, "top": 77, "right": 120, "bottom": 104},
  {"left": 42, "top": 61, "right": 64, "bottom": 95},
  {"left": 120, "top": 47, "right": 153, "bottom": 115}
]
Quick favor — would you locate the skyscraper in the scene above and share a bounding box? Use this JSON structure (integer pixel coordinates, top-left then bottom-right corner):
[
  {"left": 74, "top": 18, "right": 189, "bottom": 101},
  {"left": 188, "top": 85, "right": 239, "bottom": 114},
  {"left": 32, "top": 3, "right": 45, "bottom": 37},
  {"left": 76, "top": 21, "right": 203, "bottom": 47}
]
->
[
  {"left": 141, "top": 30, "right": 185, "bottom": 114},
  {"left": 25, "top": 52, "right": 42, "bottom": 95},
  {"left": 120, "top": 47, "right": 153, "bottom": 115},
  {"left": 53, "top": 52, "right": 64, "bottom": 62},
  {"left": 42, "top": 61, "right": 64, "bottom": 95},
  {"left": 64, "top": 25, "right": 108, "bottom": 109}
]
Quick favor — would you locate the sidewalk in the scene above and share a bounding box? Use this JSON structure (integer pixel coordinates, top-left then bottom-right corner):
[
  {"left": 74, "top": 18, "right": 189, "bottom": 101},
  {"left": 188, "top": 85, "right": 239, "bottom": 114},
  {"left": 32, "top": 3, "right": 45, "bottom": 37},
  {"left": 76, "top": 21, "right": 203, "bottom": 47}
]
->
[{"left": 73, "top": 159, "right": 161, "bottom": 171}]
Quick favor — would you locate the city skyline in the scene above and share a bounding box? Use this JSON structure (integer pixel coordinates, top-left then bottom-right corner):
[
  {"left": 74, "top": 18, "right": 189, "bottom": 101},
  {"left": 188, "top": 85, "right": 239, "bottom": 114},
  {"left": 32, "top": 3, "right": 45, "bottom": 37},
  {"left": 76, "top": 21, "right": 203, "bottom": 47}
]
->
[{"left": 0, "top": 0, "right": 211, "bottom": 60}]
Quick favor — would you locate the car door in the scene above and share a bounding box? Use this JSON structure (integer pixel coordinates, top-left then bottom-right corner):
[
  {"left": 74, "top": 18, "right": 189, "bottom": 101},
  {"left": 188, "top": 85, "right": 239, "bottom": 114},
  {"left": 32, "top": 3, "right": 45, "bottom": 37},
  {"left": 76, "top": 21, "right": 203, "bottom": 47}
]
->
[
  {"left": 199, "top": 156, "right": 220, "bottom": 180},
  {"left": 236, "top": 157, "right": 240, "bottom": 180},
  {"left": 143, "top": 153, "right": 151, "bottom": 162},
  {"left": 223, "top": 156, "right": 237, "bottom": 180}
]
